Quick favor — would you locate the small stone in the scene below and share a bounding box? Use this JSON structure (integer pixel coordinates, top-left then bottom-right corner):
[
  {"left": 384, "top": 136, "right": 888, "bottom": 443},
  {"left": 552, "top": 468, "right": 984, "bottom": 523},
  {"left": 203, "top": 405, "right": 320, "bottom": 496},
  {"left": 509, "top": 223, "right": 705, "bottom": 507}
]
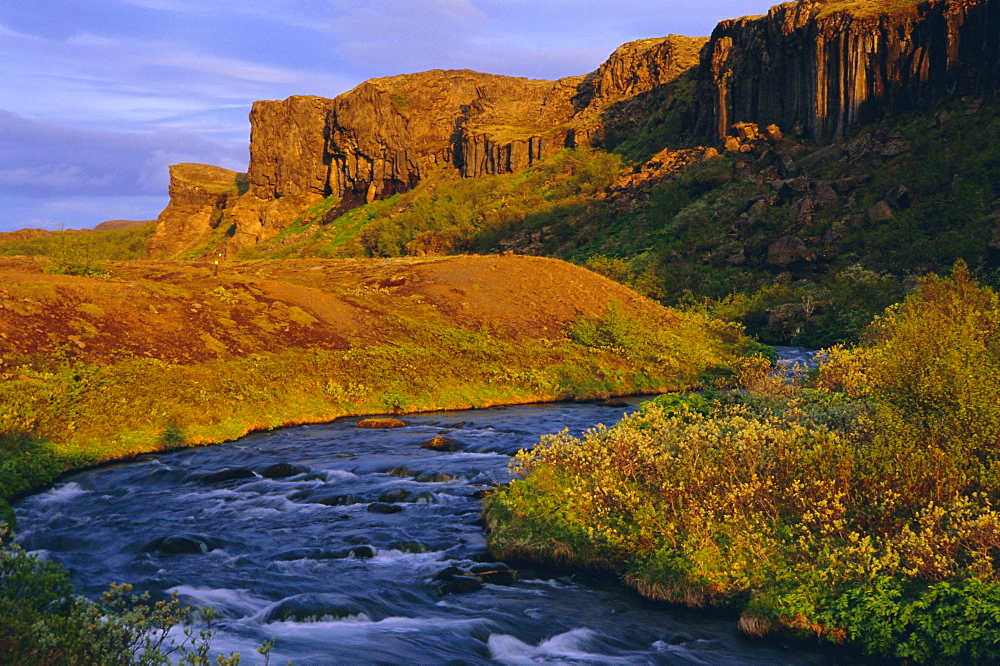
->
[{"left": 357, "top": 418, "right": 407, "bottom": 429}]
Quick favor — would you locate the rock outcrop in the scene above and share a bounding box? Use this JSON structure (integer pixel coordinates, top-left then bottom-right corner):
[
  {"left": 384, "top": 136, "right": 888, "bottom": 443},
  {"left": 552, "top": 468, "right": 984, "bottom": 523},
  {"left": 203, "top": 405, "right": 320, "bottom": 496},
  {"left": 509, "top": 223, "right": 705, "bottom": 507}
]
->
[
  {"left": 169, "top": 35, "right": 703, "bottom": 254},
  {"left": 146, "top": 163, "right": 246, "bottom": 258},
  {"left": 694, "top": 0, "right": 1000, "bottom": 141},
  {"left": 148, "top": 0, "right": 1000, "bottom": 257}
]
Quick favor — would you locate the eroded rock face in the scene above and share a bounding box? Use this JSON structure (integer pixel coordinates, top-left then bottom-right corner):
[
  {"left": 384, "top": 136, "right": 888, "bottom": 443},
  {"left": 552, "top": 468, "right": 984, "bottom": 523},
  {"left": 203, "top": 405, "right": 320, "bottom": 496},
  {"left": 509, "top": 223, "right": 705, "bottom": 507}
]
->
[
  {"left": 206, "top": 35, "right": 705, "bottom": 252},
  {"left": 694, "top": 0, "right": 1000, "bottom": 140},
  {"left": 326, "top": 70, "right": 582, "bottom": 195},
  {"left": 247, "top": 95, "right": 335, "bottom": 200},
  {"left": 146, "top": 163, "right": 246, "bottom": 258}
]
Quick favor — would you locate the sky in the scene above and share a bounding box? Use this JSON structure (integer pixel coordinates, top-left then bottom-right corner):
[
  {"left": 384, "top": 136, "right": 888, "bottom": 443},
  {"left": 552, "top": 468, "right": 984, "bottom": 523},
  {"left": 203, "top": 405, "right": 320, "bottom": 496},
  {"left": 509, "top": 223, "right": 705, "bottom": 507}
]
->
[{"left": 0, "top": 0, "right": 777, "bottom": 233}]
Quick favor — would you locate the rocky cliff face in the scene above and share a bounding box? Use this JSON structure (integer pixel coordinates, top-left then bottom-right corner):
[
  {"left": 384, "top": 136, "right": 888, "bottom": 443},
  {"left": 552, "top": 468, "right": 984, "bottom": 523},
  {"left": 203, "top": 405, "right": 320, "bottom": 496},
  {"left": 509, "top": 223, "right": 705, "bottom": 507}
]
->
[
  {"left": 146, "top": 163, "right": 246, "bottom": 258},
  {"left": 150, "top": 0, "right": 999, "bottom": 257},
  {"left": 694, "top": 0, "right": 1000, "bottom": 140},
  {"left": 206, "top": 35, "right": 703, "bottom": 251}
]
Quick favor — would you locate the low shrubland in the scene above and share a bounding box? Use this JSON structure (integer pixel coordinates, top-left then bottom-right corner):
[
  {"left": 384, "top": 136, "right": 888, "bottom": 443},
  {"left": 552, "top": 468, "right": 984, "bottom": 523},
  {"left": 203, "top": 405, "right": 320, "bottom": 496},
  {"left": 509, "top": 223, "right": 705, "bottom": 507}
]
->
[
  {"left": 485, "top": 264, "right": 1000, "bottom": 662},
  {"left": 0, "top": 224, "right": 154, "bottom": 266}
]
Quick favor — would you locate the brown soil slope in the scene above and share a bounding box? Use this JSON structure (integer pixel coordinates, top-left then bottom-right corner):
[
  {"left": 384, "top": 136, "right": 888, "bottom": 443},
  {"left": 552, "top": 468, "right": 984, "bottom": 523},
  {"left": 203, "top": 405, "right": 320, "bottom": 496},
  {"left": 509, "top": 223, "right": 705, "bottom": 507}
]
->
[{"left": 0, "top": 254, "right": 662, "bottom": 365}]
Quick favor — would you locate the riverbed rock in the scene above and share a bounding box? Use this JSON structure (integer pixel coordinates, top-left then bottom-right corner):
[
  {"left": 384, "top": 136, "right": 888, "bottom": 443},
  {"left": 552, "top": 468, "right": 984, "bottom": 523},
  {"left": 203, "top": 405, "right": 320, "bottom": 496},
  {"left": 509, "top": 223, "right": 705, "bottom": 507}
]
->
[
  {"left": 433, "top": 566, "right": 464, "bottom": 581},
  {"left": 150, "top": 534, "right": 216, "bottom": 555},
  {"left": 419, "top": 436, "right": 464, "bottom": 452},
  {"left": 378, "top": 489, "right": 411, "bottom": 503},
  {"left": 598, "top": 399, "right": 630, "bottom": 407},
  {"left": 273, "top": 548, "right": 344, "bottom": 561},
  {"left": 308, "top": 493, "right": 364, "bottom": 507},
  {"left": 357, "top": 418, "right": 408, "bottom": 429},
  {"left": 436, "top": 575, "right": 484, "bottom": 596},
  {"left": 345, "top": 545, "right": 376, "bottom": 559},
  {"left": 389, "top": 541, "right": 429, "bottom": 554},
  {"left": 261, "top": 593, "right": 367, "bottom": 623},
  {"left": 200, "top": 468, "right": 256, "bottom": 483},
  {"left": 383, "top": 466, "right": 420, "bottom": 477},
  {"left": 259, "top": 462, "right": 307, "bottom": 478},
  {"left": 469, "top": 562, "right": 517, "bottom": 586},
  {"left": 415, "top": 472, "right": 458, "bottom": 483}
]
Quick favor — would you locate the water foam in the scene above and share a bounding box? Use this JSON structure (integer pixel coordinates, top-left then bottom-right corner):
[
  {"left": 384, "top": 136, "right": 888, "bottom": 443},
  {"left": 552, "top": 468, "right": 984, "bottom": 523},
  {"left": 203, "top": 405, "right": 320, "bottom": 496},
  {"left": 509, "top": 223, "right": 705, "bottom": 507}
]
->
[
  {"left": 488, "top": 628, "right": 633, "bottom": 664},
  {"left": 34, "top": 482, "right": 89, "bottom": 503}
]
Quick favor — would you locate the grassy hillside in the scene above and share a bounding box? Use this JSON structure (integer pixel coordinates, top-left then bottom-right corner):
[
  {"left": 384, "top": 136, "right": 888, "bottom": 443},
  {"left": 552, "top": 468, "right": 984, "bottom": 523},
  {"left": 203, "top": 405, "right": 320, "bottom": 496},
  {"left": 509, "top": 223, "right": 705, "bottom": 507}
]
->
[{"left": 0, "top": 254, "right": 744, "bottom": 525}]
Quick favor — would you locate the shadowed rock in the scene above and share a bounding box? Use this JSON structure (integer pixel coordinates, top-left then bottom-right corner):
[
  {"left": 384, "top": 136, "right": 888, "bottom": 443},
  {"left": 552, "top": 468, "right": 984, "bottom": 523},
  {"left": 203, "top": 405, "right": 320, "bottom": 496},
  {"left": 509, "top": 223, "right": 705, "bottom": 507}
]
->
[{"left": 259, "top": 462, "right": 307, "bottom": 478}]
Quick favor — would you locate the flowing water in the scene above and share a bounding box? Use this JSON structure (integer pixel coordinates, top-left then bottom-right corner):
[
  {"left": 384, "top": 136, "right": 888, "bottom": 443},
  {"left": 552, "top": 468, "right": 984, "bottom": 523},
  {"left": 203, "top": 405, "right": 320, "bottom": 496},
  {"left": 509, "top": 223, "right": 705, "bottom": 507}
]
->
[{"left": 15, "top": 352, "right": 843, "bottom": 664}]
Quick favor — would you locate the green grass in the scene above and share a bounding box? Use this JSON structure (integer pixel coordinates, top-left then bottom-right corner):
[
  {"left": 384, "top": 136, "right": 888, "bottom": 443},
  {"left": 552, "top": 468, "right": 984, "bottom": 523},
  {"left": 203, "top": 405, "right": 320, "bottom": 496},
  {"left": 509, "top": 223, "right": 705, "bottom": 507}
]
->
[{"left": 0, "top": 224, "right": 155, "bottom": 262}]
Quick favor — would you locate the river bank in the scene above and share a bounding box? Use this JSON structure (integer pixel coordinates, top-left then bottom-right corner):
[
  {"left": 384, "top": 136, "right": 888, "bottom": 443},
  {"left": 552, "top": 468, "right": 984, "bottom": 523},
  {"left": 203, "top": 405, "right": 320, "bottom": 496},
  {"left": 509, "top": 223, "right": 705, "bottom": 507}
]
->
[
  {"left": 13, "top": 399, "right": 853, "bottom": 664},
  {"left": 483, "top": 266, "right": 1000, "bottom": 663},
  {"left": 0, "top": 254, "right": 742, "bottom": 526}
]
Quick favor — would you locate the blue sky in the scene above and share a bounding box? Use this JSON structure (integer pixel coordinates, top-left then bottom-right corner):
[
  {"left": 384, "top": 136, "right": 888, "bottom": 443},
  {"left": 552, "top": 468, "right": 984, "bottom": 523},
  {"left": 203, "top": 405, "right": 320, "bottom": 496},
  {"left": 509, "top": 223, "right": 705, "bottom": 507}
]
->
[{"left": 0, "top": 1, "right": 775, "bottom": 232}]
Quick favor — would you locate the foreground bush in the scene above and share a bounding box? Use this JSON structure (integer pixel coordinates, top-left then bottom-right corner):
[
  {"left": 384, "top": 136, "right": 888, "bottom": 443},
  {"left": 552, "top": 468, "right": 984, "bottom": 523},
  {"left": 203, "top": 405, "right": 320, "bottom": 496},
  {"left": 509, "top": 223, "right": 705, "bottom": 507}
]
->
[
  {"left": 485, "top": 264, "right": 1000, "bottom": 662},
  {"left": 0, "top": 528, "right": 254, "bottom": 664}
]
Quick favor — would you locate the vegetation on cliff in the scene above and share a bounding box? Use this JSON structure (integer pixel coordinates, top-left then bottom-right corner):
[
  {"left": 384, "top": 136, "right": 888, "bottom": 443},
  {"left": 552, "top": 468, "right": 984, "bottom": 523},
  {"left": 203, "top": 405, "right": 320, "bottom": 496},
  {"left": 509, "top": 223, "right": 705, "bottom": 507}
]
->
[{"left": 485, "top": 263, "right": 1000, "bottom": 662}]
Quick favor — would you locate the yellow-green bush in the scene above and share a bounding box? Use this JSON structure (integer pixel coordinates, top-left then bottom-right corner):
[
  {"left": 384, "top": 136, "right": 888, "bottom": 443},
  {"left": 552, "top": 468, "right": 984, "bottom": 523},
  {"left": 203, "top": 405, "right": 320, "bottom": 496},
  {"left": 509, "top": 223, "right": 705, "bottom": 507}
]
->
[{"left": 486, "top": 264, "right": 1000, "bottom": 661}]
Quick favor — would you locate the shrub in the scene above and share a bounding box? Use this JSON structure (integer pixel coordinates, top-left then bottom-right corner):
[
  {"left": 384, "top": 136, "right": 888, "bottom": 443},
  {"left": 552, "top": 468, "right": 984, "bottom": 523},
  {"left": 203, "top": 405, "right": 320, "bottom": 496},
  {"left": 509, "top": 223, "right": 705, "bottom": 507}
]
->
[
  {"left": 0, "top": 529, "right": 246, "bottom": 664},
  {"left": 486, "top": 264, "right": 1000, "bottom": 660}
]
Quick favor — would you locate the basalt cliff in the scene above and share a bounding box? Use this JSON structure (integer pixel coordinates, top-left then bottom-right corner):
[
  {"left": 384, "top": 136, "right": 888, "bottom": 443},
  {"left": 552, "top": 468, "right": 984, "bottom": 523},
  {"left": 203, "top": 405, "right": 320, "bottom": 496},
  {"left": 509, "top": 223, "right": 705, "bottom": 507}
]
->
[{"left": 148, "top": 0, "right": 999, "bottom": 259}]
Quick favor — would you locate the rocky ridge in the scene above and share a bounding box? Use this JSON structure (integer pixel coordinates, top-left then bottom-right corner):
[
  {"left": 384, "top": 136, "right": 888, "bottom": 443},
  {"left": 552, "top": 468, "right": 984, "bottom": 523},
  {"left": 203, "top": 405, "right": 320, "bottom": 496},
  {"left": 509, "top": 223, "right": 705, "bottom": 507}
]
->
[
  {"left": 149, "top": 0, "right": 999, "bottom": 259},
  {"left": 694, "top": 0, "right": 1000, "bottom": 140},
  {"left": 151, "top": 35, "right": 705, "bottom": 256},
  {"left": 146, "top": 163, "right": 246, "bottom": 259}
]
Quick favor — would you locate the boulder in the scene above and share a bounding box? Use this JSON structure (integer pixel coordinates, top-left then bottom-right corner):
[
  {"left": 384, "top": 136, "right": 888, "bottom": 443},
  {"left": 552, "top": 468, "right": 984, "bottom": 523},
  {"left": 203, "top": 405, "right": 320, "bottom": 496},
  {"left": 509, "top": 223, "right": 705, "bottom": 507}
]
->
[
  {"left": 867, "top": 200, "right": 895, "bottom": 222},
  {"left": 419, "top": 436, "right": 464, "bottom": 452},
  {"left": 259, "top": 462, "right": 307, "bottom": 479},
  {"left": 366, "top": 502, "right": 403, "bottom": 514},
  {"left": 150, "top": 534, "right": 215, "bottom": 555},
  {"left": 261, "top": 594, "right": 366, "bottom": 623}
]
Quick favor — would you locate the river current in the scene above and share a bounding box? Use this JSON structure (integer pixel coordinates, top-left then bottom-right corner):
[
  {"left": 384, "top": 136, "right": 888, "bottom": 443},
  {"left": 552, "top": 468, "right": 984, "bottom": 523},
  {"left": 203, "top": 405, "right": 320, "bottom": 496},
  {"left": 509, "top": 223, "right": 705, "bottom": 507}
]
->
[{"left": 16, "top": 354, "right": 841, "bottom": 664}]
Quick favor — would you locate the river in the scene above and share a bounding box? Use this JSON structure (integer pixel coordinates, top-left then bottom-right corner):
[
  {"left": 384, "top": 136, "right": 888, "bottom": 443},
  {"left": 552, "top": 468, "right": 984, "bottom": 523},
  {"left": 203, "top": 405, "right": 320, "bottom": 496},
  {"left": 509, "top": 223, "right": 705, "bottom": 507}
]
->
[{"left": 15, "top": 355, "right": 844, "bottom": 664}]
